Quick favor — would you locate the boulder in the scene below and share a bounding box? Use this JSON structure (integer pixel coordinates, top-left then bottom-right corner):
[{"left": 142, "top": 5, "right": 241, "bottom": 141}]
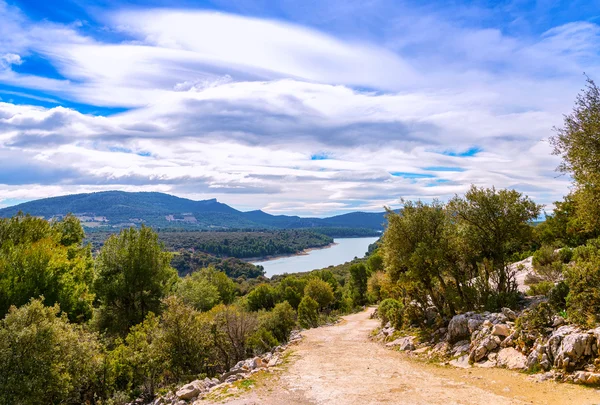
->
[
  {"left": 497, "top": 348, "right": 527, "bottom": 370},
  {"left": 176, "top": 380, "right": 207, "bottom": 400},
  {"left": 573, "top": 371, "right": 600, "bottom": 385},
  {"left": 267, "top": 355, "right": 280, "bottom": 367},
  {"left": 491, "top": 324, "right": 511, "bottom": 337},
  {"left": 448, "top": 315, "right": 470, "bottom": 343},
  {"left": 449, "top": 354, "right": 471, "bottom": 368},
  {"left": 451, "top": 340, "right": 471, "bottom": 357},
  {"left": 553, "top": 332, "right": 595, "bottom": 371},
  {"left": 252, "top": 357, "right": 267, "bottom": 369},
  {"left": 386, "top": 336, "right": 415, "bottom": 351},
  {"left": 468, "top": 319, "right": 483, "bottom": 333},
  {"left": 501, "top": 307, "right": 517, "bottom": 321}
]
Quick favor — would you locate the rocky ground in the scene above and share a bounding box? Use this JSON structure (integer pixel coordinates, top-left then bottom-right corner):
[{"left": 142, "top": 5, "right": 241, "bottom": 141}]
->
[{"left": 187, "top": 308, "right": 599, "bottom": 404}]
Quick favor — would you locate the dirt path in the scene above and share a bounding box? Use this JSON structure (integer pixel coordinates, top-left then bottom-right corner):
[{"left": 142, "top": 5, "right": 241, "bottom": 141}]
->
[{"left": 210, "top": 308, "right": 600, "bottom": 405}]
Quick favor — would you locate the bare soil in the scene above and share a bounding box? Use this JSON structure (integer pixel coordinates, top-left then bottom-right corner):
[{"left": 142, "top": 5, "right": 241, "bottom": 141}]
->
[{"left": 206, "top": 308, "right": 600, "bottom": 405}]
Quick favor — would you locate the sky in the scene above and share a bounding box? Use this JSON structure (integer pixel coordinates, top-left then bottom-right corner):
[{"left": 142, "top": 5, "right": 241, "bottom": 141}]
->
[{"left": 0, "top": 0, "right": 599, "bottom": 216}]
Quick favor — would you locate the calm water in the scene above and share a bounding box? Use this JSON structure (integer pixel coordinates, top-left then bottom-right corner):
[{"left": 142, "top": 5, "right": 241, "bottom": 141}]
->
[{"left": 252, "top": 237, "right": 379, "bottom": 277}]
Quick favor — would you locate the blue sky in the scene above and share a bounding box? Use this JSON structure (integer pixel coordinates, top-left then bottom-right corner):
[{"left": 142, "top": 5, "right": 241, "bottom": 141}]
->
[{"left": 0, "top": 0, "right": 598, "bottom": 215}]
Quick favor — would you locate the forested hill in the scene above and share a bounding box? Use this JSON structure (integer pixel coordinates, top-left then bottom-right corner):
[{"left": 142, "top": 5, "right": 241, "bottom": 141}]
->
[{"left": 0, "top": 191, "right": 386, "bottom": 231}]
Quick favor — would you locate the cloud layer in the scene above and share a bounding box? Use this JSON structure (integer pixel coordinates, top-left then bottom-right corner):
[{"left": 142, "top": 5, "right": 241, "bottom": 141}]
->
[{"left": 1, "top": 1, "right": 598, "bottom": 215}]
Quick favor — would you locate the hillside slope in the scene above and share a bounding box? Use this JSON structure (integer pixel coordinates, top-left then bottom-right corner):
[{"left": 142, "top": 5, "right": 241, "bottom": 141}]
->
[{"left": 0, "top": 191, "right": 386, "bottom": 230}]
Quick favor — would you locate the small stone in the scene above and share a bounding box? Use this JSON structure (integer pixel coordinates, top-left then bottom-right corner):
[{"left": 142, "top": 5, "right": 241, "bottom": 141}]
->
[
  {"left": 497, "top": 348, "right": 527, "bottom": 370},
  {"left": 501, "top": 307, "right": 517, "bottom": 321},
  {"left": 491, "top": 324, "right": 511, "bottom": 337}
]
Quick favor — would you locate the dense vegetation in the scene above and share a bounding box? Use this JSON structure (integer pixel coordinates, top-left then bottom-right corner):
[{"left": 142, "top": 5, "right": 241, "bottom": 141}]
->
[
  {"left": 170, "top": 250, "right": 265, "bottom": 278},
  {"left": 86, "top": 229, "right": 333, "bottom": 258},
  {"left": 0, "top": 215, "right": 373, "bottom": 404},
  {"left": 155, "top": 230, "right": 333, "bottom": 258}
]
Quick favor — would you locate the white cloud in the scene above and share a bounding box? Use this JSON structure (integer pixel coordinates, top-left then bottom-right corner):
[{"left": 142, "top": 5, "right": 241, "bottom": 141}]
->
[{"left": 0, "top": 3, "right": 596, "bottom": 215}]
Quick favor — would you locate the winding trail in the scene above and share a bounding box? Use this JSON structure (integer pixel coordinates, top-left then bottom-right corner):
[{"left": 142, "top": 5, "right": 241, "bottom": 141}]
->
[{"left": 210, "top": 308, "right": 600, "bottom": 405}]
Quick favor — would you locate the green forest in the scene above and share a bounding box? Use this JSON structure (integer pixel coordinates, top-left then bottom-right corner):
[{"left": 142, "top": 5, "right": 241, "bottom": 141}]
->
[{"left": 85, "top": 229, "right": 334, "bottom": 259}]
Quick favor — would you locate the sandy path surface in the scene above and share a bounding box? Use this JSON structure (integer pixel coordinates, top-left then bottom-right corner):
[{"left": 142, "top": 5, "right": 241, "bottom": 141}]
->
[{"left": 209, "top": 308, "right": 600, "bottom": 405}]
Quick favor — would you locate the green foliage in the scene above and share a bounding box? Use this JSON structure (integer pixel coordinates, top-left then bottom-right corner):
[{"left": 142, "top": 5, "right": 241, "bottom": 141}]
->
[
  {"left": 382, "top": 200, "right": 464, "bottom": 316},
  {"left": 246, "top": 284, "right": 277, "bottom": 311},
  {"left": 258, "top": 301, "right": 296, "bottom": 343},
  {"left": 94, "top": 226, "right": 178, "bottom": 335},
  {"left": 304, "top": 278, "right": 335, "bottom": 310},
  {"left": 535, "top": 196, "right": 597, "bottom": 248},
  {"left": 197, "top": 266, "right": 237, "bottom": 305},
  {"left": 171, "top": 250, "right": 264, "bottom": 279},
  {"left": 0, "top": 213, "right": 95, "bottom": 322},
  {"left": 378, "top": 298, "right": 403, "bottom": 328},
  {"left": 176, "top": 272, "right": 220, "bottom": 311},
  {"left": 564, "top": 239, "right": 600, "bottom": 327},
  {"left": 0, "top": 299, "right": 101, "bottom": 405},
  {"left": 514, "top": 302, "right": 554, "bottom": 349},
  {"left": 247, "top": 328, "right": 279, "bottom": 354},
  {"left": 548, "top": 281, "right": 569, "bottom": 311},
  {"left": 531, "top": 245, "right": 571, "bottom": 282},
  {"left": 130, "top": 230, "right": 333, "bottom": 259},
  {"left": 366, "top": 251, "right": 384, "bottom": 273},
  {"left": 349, "top": 262, "right": 369, "bottom": 306},
  {"left": 208, "top": 304, "right": 258, "bottom": 368},
  {"left": 526, "top": 281, "right": 554, "bottom": 296},
  {"left": 551, "top": 77, "right": 600, "bottom": 234},
  {"left": 276, "top": 276, "right": 306, "bottom": 309},
  {"left": 298, "top": 296, "right": 319, "bottom": 329},
  {"left": 448, "top": 186, "right": 541, "bottom": 297}
]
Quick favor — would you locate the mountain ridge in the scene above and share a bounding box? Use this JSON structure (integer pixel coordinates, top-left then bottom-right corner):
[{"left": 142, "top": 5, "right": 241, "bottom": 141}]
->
[{"left": 0, "top": 191, "right": 386, "bottom": 231}]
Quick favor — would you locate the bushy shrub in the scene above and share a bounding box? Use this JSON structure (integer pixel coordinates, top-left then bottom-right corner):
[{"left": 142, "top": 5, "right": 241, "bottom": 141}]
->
[
  {"left": 526, "top": 281, "right": 554, "bottom": 296},
  {"left": 532, "top": 245, "right": 571, "bottom": 282},
  {"left": 378, "top": 298, "right": 403, "bottom": 328},
  {"left": 483, "top": 291, "right": 520, "bottom": 312},
  {"left": 304, "top": 278, "right": 334, "bottom": 310},
  {"left": 514, "top": 302, "right": 554, "bottom": 349},
  {"left": 0, "top": 299, "right": 102, "bottom": 404},
  {"left": 548, "top": 281, "right": 569, "bottom": 311},
  {"left": 565, "top": 247, "right": 600, "bottom": 327},
  {"left": 298, "top": 296, "right": 319, "bottom": 329},
  {"left": 259, "top": 301, "right": 296, "bottom": 343},
  {"left": 247, "top": 328, "right": 279, "bottom": 354},
  {"left": 246, "top": 284, "right": 277, "bottom": 311},
  {"left": 175, "top": 272, "right": 220, "bottom": 311}
]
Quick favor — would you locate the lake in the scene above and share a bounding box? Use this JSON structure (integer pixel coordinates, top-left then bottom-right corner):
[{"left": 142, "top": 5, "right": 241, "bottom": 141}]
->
[{"left": 252, "top": 237, "right": 379, "bottom": 277}]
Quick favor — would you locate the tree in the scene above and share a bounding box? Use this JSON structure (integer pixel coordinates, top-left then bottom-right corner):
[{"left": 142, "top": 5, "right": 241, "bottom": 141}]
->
[
  {"left": 259, "top": 301, "right": 296, "bottom": 343},
  {"left": 367, "top": 251, "right": 384, "bottom": 273},
  {"left": 209, "top": 304, "right": 258, "bottom": 369},
  {"left": 94, "top": 226, "right": 178, "bottom": 335},
  {"left": 349, "top": 263, "right": 369, "bottom": 306},
  {"left": 304, "top": 278, "right": 334, "bottom": 310},
  {"left": 564, "top": 238, "right": 600, "bottom": 327},
  {"left": 448, "top": 186, "right": 541, "bottom": 299},
  {"left": 276, "top": 276, "right": 306, "bottom": 309},
  {"left": 246, "top": 284, "right": 276, "bottom": 311},
  {"left": 0, "top": 299, "right": 102, "bottom": 405},
  {"left": 382, "top": 200, "right": 463, "bottom": 316},
  {"left": 0, "top": 214, "right": 95, "bottom": 322},
  {"left": 175, "top": 272, "right": 220, "bottom": 312},
  {"left": 551, "top": 77, "right": 600, "bottom": 233},
  {"left": 297, "top": 296, "right": 319, "bottom": 328}
]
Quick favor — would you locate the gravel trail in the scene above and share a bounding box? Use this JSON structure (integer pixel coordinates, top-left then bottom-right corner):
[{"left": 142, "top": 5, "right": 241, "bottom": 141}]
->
[{"left": 209, "top": 308, "right": 600, "bottom": 405}]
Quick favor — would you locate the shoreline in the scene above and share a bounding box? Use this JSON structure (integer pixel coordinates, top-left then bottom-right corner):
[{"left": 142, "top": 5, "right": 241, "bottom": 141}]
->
[{"left": 245, "top": 241, "right": 339, "bottom": 264}]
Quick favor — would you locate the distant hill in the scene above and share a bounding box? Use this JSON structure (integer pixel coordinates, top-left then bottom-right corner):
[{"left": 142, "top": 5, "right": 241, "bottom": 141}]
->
[{"left": 0, "top": 191, "right": 387, "bottom": 231}]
